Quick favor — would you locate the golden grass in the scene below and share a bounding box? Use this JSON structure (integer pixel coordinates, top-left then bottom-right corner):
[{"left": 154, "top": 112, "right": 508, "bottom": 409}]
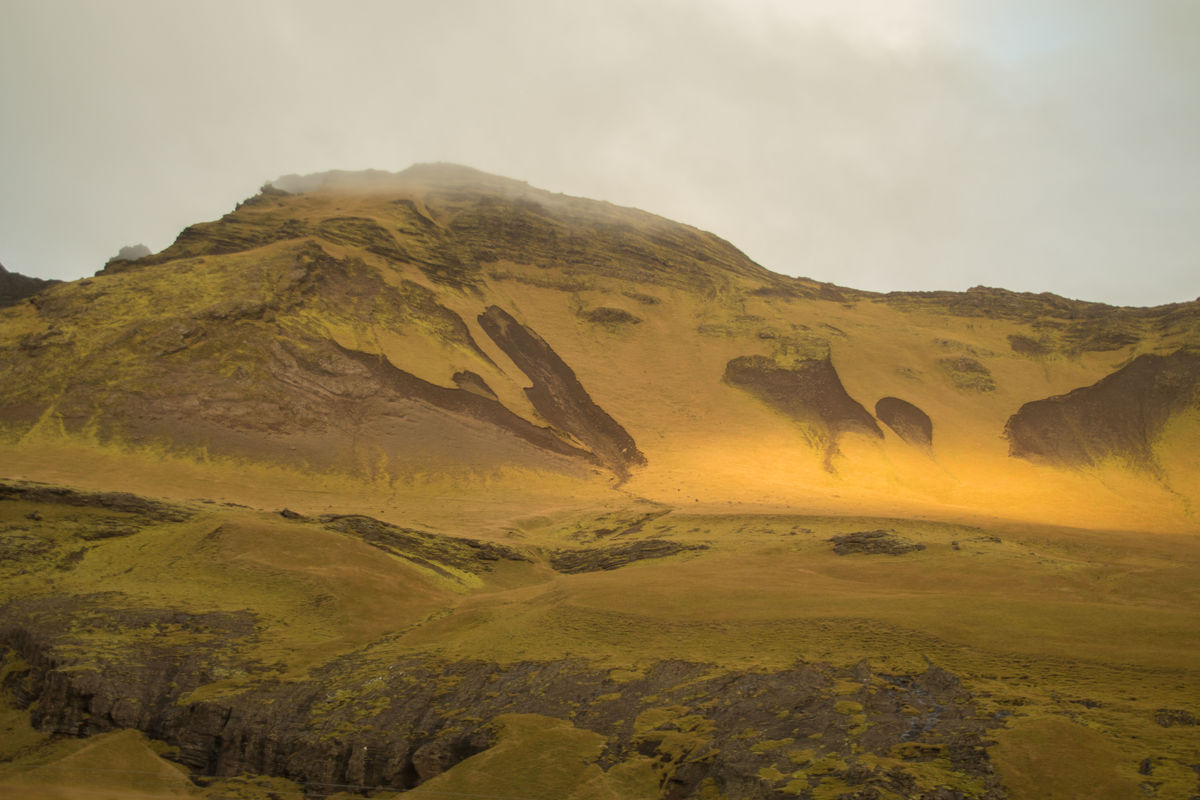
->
[
  {"left": 3, "top": 181, "right": 1198, "bottom": 799},
  {"left": 376, "top": 714, "right": 660, "bottom": 800},
  {"left": 990, "top": 717, "right": 1145, "bottom": 800}
]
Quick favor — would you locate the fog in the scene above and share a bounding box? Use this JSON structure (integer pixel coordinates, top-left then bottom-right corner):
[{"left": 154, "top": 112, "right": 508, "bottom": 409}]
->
[{"left": 1, "top": 0, "right": 1196, "bottom": 305}]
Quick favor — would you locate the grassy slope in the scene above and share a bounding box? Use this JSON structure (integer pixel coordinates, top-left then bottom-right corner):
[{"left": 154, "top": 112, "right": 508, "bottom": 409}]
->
[
  {"left": 3, "top": 491, "right": 1197, "bottom": 799},
  {"left": 3, "top": 178, "right": 1195, "bottom": 532},
  {"left": 1, "top": 174, "right": 1198, "bottom": 798},
  {"left": 480, "top": 265, "right": 1197, "bottom": 533}
]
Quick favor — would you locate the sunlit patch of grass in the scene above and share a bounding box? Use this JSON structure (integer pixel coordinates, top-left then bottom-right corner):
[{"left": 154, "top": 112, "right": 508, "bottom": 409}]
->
[{"left": 394, "top": 714, "right": 660, "bottom": 800}]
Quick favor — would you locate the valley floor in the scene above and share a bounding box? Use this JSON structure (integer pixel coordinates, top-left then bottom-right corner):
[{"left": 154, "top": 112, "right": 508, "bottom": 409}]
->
[{"left": 1, "top": 479, "right": 1198, "bottom": 799}]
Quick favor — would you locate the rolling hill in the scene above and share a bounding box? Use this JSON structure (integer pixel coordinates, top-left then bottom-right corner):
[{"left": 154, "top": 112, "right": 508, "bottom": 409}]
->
[{"left": 1, "top": 164, "right": 1197, "bottom": 800}]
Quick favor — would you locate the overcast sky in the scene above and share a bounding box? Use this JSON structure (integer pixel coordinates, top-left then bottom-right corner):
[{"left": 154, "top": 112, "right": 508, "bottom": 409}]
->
[{"left": 2, "top": 1, "right": 1197, "bottom": 306}]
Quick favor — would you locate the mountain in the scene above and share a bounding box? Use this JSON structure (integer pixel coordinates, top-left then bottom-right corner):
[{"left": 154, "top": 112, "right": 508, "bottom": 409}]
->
[{"left": 1, "top": 165, "right": 1198, "bottom": 800}]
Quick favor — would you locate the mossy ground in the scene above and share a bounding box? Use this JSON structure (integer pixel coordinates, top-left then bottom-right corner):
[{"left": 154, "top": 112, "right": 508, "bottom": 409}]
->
[
  {"left": 2, "top": 172, "right": 1198, "bottom": 798},
  {"left": 2, "top": 484, "right": 1197, "bottom": 799}
]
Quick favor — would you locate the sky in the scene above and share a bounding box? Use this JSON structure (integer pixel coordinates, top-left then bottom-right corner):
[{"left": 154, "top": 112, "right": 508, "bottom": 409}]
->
[{"left": 1, "top": 0, "right": 1197, "bottom": 306}]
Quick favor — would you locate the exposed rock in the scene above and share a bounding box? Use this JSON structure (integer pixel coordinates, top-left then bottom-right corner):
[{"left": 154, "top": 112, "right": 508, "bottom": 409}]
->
[
  {"left": 478, "top": 305, "right": 645, "bottom": 479},
  {"left": 0, "top": 262, "right": 57, "bottom": 308},
  {"left": 875, "top": 396, "right": 933, "bottom": 448},
  {"left": 1154, "top": 709, "right": 1198, "bottom": 727},
  {"left": 1005, "top": 349, "right": 1200, "bottom": 468},
  {"left": 319, "top": 513, "right": 531, "bottom": 575},
  {"left": 830, "top": 530, "right": 926, "bottom": 556},
  {"left": 724, "top": 354, "right": 882, "bottom": 469},
  {"left": 0, "top": 481, "right": 192, "bottom": 523},
  {"left": 549, "top": 539, "right": 708, "bottom": 573},
  {"left": 312, "top": 341, "right": 596, "bottom": 464},
  {"left": 0, "top": 617, "right": 1005, "bottom": 800}
]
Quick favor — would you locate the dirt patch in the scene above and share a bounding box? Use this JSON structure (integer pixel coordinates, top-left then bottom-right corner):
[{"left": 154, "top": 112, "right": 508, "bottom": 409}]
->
[
  {"left": 829, "top": 530, "right": 926, "bottom": 555},
  {"left": 548, "top": 540, "right": 707, "bottom": 573},
  {"left": 724, "top": 354, "right": 882, "bottom": 469},
  {"left": 478, "top": 305, "right": 645, "bottom": 479},
  {"left": 875, "top": 397, "right": 933, "bottom": 448},
  {"left": 1005, "top": 349, "right": 1200, "bottom": 468}
]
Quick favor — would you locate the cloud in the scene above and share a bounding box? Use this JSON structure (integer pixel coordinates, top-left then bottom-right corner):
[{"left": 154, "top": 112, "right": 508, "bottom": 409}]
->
[{"left": 0, "top": 0, "right": 1196, "bottom": 305}]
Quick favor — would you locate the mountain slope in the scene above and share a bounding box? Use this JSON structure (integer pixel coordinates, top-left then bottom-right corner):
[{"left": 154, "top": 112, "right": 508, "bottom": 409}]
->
[
  {"left": 2, "top": 165, "right": 1199, "bottom": 800},
  {"left": 2, "top": 163, "right": 1196, "bottom": 532}
]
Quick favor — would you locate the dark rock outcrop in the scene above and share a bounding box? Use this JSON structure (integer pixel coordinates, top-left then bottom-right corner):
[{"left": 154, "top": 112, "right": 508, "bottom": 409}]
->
[
  {"left": 0, "top": 263, "right": 57, "bottom": 308},
  {"left": 724, "top": 354, "right": 882, "bottom": 469},
  {"left": 548, "top": 539, "right": 707, "bottom": 573},
  {"left": 1005, "top": 349, "right": 1200, "bottom": 468},
  {"left": 875, "top": 396, "right": 933, "bottom": 448},
  {"left": 319, "top": 513, "right": 531, "bottom": 575},
  {"left": 829, "top": 530, "right": 926, "bottom": 556},
  {"left": 324, "top": 341, "right": 594, "bottom": 464},
  {"left": 478, "top": 305, "right": 645, "bottom": 479},
  {"left": 0, "top": 622, "right": 1005, "bottom": 800},
  {"left": 0, "top": 481, "right": 192, "bottom": 522}
]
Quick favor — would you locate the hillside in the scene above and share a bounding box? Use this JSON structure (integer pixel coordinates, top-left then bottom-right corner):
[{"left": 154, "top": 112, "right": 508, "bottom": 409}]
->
[{"left": 1, "top": 165, "right": 1198, "bottom": 800}]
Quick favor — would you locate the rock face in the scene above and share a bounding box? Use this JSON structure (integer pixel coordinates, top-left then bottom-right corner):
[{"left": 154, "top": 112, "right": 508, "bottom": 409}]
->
[
  {"left": 1005, "top": 349, "right": 1200, "bottom": 468},
  {"left": 0, "top": 629, "right": 1005, "bottom": 800},
  {"left": 724, "top": 354, "right": 882, "bottom": 468},
  {"left": 875, "top": 396, "right": 933, "bottom": 448},
  {"left": 319, "top": 341, "right": 596, "bottom": 465},
  {"left": 0, "top": 263, "right": 56, "bottom": 308},
  {"left": 478, "top": 305, "right": 645, "bottom": 479}
]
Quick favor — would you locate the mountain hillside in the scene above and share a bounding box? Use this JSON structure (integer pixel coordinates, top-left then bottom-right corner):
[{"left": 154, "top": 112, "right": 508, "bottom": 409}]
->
[
  {"left": 1, "top": 165, "right": 1198, "bottom": 800},
  {"left": 2, "top": 164, "right": 1196, "bottom": 532}
]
